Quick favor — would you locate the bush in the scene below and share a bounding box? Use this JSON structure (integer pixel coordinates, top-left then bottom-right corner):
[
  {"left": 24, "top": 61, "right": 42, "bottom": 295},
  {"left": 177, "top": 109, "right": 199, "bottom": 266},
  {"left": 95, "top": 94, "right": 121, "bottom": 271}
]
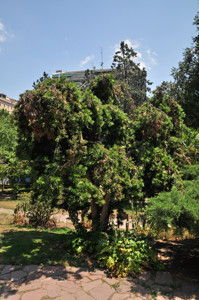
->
[
  {"left": 65, "top": 227, "right": 161, "bottom": 277},
  {"left": 146, "top": 165, "right": 199, "bottom": 237},
  {"left": 13, "top": 192, "right": 54, "bottom": 228}
]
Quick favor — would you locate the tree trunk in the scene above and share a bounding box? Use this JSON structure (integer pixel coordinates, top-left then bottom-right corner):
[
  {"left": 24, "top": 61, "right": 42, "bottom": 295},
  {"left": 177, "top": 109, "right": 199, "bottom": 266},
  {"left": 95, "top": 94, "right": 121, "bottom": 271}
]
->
[
  {"left": 100, "top": 193, "right": 111, "bottom": 231},
  {"left": 91, "top": 199, "right": 99, "bottom": 231}
]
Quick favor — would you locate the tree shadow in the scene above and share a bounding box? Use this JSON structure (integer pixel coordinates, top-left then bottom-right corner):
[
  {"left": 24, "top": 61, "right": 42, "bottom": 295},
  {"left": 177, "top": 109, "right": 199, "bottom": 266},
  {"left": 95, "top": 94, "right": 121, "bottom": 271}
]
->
[
  {"left": 155, "top": 238, "right": 199, "bottom": 280},
  {"left": 1, "top": 231, "right": 199, "bottom": 299},
  {"left": 0, "top": 229, "right": 94, "bottom": 267},
  {"left": 0, "top": 229, "right": 98, "bottom": 298}
]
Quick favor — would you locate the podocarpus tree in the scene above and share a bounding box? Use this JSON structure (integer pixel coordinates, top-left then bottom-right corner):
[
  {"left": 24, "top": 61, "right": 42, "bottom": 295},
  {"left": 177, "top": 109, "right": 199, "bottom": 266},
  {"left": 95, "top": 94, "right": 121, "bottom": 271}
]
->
[
  {"left": 14, "top": 77, "right": 142, "bottom": 231},
  {"left": 130, "top": 93, "right": 193, "bottom": 198}
]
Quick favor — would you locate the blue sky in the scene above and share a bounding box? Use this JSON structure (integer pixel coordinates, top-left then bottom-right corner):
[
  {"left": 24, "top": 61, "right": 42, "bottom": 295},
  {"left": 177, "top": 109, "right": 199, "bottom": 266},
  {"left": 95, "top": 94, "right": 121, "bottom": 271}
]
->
[{"left": 0, "top": 0, "right": 198, "bottom": 100}]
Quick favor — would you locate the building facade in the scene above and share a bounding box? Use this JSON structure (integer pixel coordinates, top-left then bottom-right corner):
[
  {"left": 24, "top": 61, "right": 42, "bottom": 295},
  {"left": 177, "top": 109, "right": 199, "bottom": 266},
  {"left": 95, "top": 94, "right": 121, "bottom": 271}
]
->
[
  {"left": 0, "top": 93, "right": 17, "bottom": 113},
  {"left": 52, "top": 68, "right": 112, "bottom": 85}
]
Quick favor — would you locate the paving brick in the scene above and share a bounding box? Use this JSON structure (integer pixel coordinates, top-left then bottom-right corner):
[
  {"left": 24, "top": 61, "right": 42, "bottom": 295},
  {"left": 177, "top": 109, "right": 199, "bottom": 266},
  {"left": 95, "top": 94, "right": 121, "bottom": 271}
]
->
[
  {"left": 58, "top": 280, "right": 78, "bottom": 293},
  {"left": 41, "top": 277, "right": 59, "bottom": 285},
  {"left": 1, "top": 265, "right": 13, "bottom": 275},
  {"left": 47, "top": 283, "right": 61, "bottom": 298},
  {"left": 89, "top": 270, "right": 105, "bottom": 276},
  {"left": 0, "top": 272, "right": 11, "bottom": 280},
  {"left": 60, "top": 292, "right": 76, "bottom": 299},
  {"left": 83, "top": 279, "right": 102, "bottom": 292},
  {"left": 111, "top": 293, "right": 130, "bottom": 300},
  {"left": 4, "top": 294, "right": 20, "bottom": 300},
  {"left": 23, "top": 265, "right": 41, "bottom": 273},
  {"left": 103, "top": 277, "right": 119, "bottom": 286},
  {"left": 11, "top": 270, "right": 27, "bottom": 282},
  {"left": 89, "top": 282, "right": 115, "bottom": 300},
  {"left": 117, "top": 282, "right": 132, "bottom": 293},
  {"left": 75, "top": 290, "right": 94, "bottom": 300},
  {"left": 21, "top": 288, "right": 46, "bottom": 300},
  {"left": 87, "top": 274, "right": 103, "bottom": 280},
  {"left": 79, "top": 276, "right": 91, "bottom": 283},
  {"left": 19, "top": 280, "right": 42, "bottom": 292}
]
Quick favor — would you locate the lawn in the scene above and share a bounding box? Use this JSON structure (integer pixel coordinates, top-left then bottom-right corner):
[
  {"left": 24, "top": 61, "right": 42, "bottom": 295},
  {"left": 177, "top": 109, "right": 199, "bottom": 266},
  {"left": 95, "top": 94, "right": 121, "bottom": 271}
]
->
[{"left": 0, "top": 195, "right": 92, "bottom": 268}]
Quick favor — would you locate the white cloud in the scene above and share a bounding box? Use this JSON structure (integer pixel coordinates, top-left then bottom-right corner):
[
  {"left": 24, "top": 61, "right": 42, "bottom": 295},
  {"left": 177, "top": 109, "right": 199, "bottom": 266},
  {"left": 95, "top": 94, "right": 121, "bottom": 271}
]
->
[
  {"left": 0, "top": 22, "right": 5, "bottom": 31},
  {"left": 80, "top": 55, "right": 95, "bottom": 67},
  {"left": 138, "top": 61, "right": 147, "bottom": 70},
  {"left": 0, "top": 21, "right": 14, "bottom": 43},
  {"left": 146, "top": 49, "right": 157, "bottom": 66},
  {"left": 0, "top": 34, "right": 6, "bottom": 42}
]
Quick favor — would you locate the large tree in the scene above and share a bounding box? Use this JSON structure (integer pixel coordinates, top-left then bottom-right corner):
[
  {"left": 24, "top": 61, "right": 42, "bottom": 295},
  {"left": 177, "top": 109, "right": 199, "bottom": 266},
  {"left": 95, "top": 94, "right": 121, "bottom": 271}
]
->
[
  {"left": 171, "top": 13, "right": 199, "bottom": 128},
  {"left": 112, "top": 41, "right": 151, "bottom": 107}
]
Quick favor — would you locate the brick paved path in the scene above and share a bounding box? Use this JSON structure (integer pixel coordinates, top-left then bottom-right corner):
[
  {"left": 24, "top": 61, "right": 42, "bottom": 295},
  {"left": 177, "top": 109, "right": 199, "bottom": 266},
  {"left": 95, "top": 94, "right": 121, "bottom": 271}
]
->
[{"left": 0, "top": 265, "right": 198, "bottom": 300}]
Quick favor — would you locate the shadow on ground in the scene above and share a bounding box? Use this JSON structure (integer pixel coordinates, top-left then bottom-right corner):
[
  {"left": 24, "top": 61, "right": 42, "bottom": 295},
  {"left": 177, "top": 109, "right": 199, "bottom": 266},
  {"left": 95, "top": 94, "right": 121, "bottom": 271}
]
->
[
  {"left": 0, "top": 231, "right": 199, "bottom": 299},
  {"left": 155, "top": 238, "right": 199, "bottom": 281},
  {"left": 0, "top": 229, "right": 94, "bottom": 267}
]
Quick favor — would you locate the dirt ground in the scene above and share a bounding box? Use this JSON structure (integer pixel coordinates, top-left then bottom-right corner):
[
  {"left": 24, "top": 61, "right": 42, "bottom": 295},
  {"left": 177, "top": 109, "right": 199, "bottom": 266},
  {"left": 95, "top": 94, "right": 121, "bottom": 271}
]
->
[{"left": 155, "top": 238, "right": 199, "bottom": 282}]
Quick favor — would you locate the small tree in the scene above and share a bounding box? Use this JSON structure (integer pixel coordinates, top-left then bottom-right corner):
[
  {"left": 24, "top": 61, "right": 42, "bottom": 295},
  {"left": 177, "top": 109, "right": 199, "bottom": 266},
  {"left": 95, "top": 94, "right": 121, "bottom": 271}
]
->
[{"left": 14, "top": 76, "right": 143, "bottom": 231}]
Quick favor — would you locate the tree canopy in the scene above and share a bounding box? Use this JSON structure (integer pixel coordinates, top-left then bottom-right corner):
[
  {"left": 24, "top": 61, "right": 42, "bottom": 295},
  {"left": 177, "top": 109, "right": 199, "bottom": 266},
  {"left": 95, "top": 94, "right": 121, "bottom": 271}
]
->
[
  {"left": 171, "top": 13, "right": 199, "bottom": 128},
  {"left": 112, "top": 41, "right": 151, "bottom": 106}
]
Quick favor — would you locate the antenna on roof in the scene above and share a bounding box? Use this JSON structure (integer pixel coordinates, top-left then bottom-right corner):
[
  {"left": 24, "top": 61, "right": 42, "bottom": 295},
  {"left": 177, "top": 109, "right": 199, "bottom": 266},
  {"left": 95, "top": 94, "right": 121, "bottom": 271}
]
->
[{"left": 100, "top": 47, "right": 104, "bottom": 69}]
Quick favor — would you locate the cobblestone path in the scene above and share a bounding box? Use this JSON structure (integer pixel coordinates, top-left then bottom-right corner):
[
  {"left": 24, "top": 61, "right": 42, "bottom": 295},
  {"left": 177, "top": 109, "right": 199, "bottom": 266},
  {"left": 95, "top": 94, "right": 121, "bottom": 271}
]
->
[{"left": 0, "top": 265, "right": 198, "bottom": 300}]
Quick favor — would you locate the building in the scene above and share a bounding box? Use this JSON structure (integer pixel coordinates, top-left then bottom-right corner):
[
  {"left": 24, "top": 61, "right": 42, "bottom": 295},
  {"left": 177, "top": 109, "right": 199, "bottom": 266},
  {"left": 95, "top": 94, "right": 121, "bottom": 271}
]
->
[
  {"left": 52, "top": 68, "right": 112, "bottom": 85},
  {"left": 0, "top": 93, "right": 17, "bottom": 113}
]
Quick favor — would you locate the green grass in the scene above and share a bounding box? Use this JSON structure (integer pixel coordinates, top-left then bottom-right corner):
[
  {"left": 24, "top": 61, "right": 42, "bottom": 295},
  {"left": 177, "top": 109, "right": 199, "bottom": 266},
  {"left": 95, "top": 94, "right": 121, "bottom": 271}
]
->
[
  {"left": 0, "top": 200, "right": 21, "bottom": 210},
  {"left": 0, "top": 196, "right": 93, "bottom": 267},
  {"left": 0, "top": 227, "right": 92, "bottom": 267}
]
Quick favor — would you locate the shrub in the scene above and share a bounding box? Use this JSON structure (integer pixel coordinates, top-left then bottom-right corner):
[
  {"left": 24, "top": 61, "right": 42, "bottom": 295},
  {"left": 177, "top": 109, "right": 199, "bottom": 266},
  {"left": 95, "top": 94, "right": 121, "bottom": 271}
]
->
[
  {"left": 146, "top": 165, "right": 199, "bottom": 237},
  {"left": 65, "top": 228, "right": 161, "bottom": 277},
  {"left": 13, "top": 192, "right": 54, "bottom": 228}
]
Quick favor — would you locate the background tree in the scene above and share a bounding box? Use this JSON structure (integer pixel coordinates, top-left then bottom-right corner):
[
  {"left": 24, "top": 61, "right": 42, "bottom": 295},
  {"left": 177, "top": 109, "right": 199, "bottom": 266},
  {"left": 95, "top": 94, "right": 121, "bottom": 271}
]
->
[
  {"left": 0, "top": 110, "right": 18, "bottom": 191},
  {"left": 112, "top": 41, "right": 151, "bottom": 106},
  {"left": 88, "top": 74, "right": 135, "bottom": 115},
  {"left": 32, "top": 71, "right": 50, "bottom": 89},
  {"left": 171, "top": 13, "right": 199, "bottom": 128}
]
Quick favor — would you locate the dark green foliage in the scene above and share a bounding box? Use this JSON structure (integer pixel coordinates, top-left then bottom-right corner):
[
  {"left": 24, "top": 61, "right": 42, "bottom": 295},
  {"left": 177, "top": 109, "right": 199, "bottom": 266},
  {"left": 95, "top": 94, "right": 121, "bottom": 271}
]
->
[
  {"left": 0, "top": 109, "right": 17, "bottom": 161},
  {"left": 146, "top": 164, "right": 199, "bottom": 237},
  {"left": 65, "top": 228, "right": 160, "bottom": 277},
  {"left": 32, "top": 71, "right": 50, "bottom": 89},
  {"left": 171, "top": 13, "right": 199, "bottom": 128},
  {"left": 88, "top": 74, "right": 135, "bottom": 115},
  {"left": 14, "top": 77, "right": 143, "bottom": 232},
  {"left": 14, "top": 72, "right": 198, "bottom": 237},
  {"left": 0, "top": 109, "right": 30, "bottom": 193},
  {"left": 131, "top": 101, "right": 179, "bottom": 197},
  {"left": 112, "top": 41, "right": 151, "bottom": 106}
]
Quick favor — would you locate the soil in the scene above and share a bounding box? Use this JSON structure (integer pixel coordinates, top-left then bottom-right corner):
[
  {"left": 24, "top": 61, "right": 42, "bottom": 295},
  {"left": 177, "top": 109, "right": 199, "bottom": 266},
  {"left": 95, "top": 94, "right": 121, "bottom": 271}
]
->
[{"left": 155, "top": 238, "right": 199, "bottom": 282}]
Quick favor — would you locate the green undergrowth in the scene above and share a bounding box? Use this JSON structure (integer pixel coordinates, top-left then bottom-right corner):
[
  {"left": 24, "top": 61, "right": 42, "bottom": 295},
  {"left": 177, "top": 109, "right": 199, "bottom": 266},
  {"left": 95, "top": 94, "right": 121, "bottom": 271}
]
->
[
  {"left": 0, "top": 224, "right": 162, "bottom": 277},
  {"left": 65, "top": 227, "right": 163, "bottom": 277}
]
